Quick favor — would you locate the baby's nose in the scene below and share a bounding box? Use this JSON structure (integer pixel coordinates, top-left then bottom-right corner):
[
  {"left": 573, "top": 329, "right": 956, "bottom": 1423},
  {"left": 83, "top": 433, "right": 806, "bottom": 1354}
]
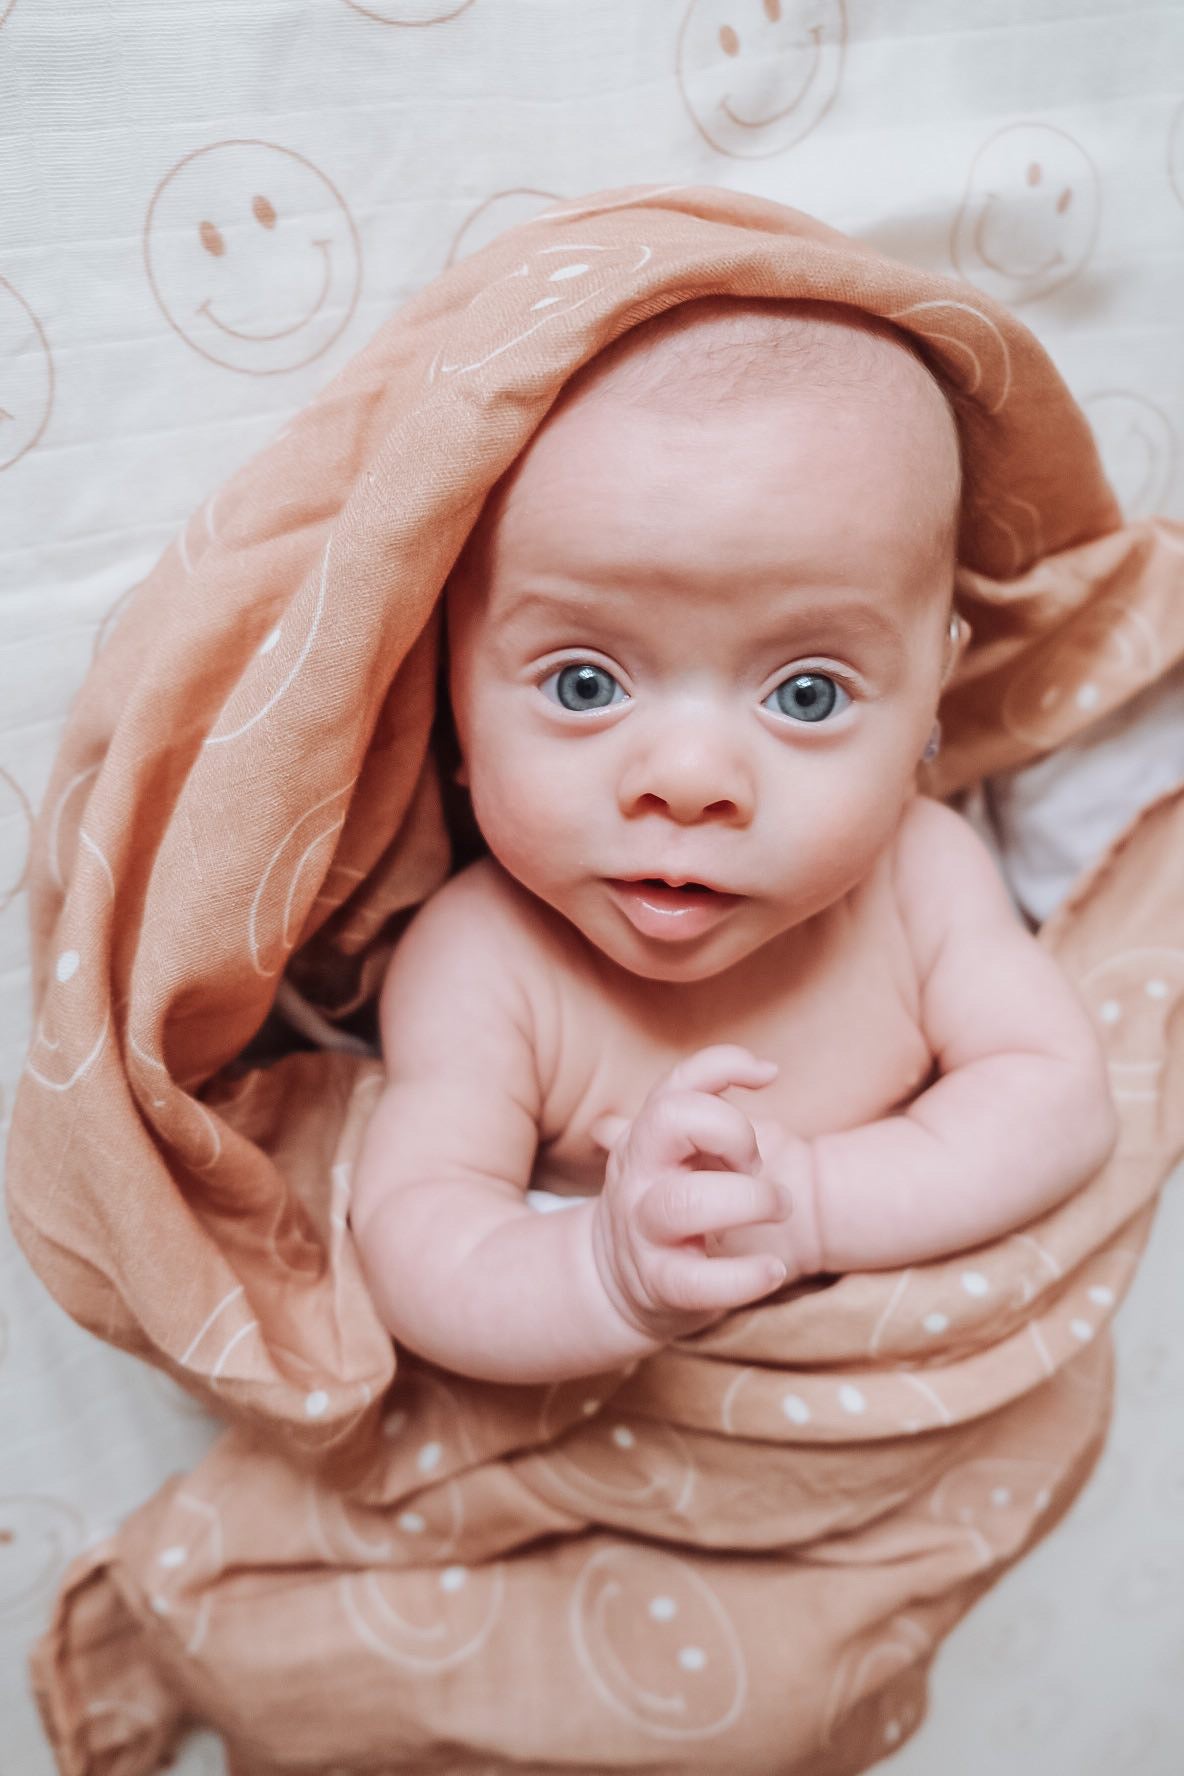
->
[{"left": 617, "top": 717, "right": 756, "bottom": 826}]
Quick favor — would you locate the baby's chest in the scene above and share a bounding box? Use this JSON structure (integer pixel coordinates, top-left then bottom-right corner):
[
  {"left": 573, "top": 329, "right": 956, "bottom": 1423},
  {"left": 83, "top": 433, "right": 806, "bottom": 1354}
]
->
[{"left": 531, "top": 906, "right": 933, "bottom": 1196}]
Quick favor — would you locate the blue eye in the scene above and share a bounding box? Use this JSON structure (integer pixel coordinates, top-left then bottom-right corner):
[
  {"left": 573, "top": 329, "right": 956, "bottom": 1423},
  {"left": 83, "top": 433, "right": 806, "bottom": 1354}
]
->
[
  {"left": 541, "top": 663, "right": 627, "bottom": 713},
  {"left": 764, "top": 672, "right": 850, "bottom": 724}
]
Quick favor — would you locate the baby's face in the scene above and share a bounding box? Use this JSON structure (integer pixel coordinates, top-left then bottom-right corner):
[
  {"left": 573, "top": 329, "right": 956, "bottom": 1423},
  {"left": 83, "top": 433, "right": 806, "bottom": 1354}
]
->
[{"left": 447, "top": 364, "right": 958, "bottom": 985}]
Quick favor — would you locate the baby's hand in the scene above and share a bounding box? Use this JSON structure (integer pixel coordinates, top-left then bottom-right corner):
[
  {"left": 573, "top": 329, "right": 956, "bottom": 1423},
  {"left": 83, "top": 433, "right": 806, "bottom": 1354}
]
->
[{"left": 588, "top": 1046, "right": 793, "bottom": 1344}]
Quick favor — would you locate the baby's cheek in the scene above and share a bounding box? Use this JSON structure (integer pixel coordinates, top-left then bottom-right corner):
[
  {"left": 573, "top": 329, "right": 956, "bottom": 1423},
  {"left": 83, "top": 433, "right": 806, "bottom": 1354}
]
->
[{"left": 469, "top": 748, "right": 572, "bottom": 879}]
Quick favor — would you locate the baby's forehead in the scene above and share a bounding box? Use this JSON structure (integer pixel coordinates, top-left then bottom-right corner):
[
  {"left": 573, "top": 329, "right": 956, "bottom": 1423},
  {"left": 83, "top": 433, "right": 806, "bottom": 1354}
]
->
[{"left": 558, "top": 295, "right": 950, "bottom": 426}]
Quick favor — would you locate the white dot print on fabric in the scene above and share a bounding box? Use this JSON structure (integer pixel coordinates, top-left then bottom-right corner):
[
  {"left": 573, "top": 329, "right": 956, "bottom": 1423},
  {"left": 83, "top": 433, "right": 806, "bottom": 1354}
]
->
[
  {"left": 960, "top": 1271, "right": 990, "bottom": 1297},
  {"left": 55, "top": 950, "right": 80, "bottom": 983},
  {"left": 1001, "top": 598, "right": 1161, "bottom": 747},
  {"left": 780, "top": 1392, "right": 811, "bottom": 1423},
  {"left": 676, "top": 0, "right": 847, "bottom": 161},
  {"left": 305, "top": 1390, "right": 329, "bottom": 1418},
  {"left": 417, "top": 1441, "right": 443, "bottom": 1473},
  {"left": 147, "top": 1493, "right": 223, "bottom": 1656},
  {"left": 951, "top": 122, "right": 1101, "bottom": 306},
  {"left": 569, "top": 1545, "right": 747, "bottom": 1741},
  {"left": 144, "top": 141, "right": 362, "bottom": 376},
  {"left": 837, "top": 1385, "right": 866, "bottom": 1415}
]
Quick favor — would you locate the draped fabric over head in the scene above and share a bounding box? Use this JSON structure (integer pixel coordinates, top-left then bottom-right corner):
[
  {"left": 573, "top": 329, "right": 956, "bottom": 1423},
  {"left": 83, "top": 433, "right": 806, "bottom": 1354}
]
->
[{"left": 8, "top": 185, "right": 1184, "bottom": 1775}]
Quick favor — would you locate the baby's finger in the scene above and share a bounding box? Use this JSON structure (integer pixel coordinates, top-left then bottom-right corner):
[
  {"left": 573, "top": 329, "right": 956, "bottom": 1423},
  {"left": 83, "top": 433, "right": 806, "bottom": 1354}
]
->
[
  {"left": 663, "top": 1045, "right": 778, "bottom": 1099},
  {"left": 640, "top": 1171, "right": 792, "bottom": 1245},
  {"left": 649, "top": 1248, "right": 788, "bottom": 1317},
  {"left": 590, "top": 1112, "right": 630, "bottom": 1153},
  {"left": 640, "top": 1089, "right": 765, "bottom": 1175}
]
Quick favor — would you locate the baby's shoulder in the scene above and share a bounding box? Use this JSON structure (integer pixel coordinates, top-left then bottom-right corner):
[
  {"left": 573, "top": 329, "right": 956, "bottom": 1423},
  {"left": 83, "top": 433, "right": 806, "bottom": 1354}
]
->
[
  {"left": 888, "top": 794, "right": 1018, "bottom": 971},
  {"left": 390, "top": 856, "right": 576, "bottom": 989},
  {"left": 890, "top": 794, "right": 1006, "bottom": 892}
]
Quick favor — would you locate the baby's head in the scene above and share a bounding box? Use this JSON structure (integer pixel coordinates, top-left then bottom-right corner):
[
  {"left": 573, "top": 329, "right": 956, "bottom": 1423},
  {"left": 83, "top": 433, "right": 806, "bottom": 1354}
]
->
[{"left": 445, "top": 297, "right": 964, "bottom": 984}]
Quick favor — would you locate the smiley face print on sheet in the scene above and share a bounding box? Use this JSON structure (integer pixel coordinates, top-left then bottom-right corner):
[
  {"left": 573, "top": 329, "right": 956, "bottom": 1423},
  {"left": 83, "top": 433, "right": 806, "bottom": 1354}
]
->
[
  {"left": 1083, "top": 392, "right": 1178, "bottom": 518},
  {"left": 951, "top": 124, "right": 1100, "bottom": 307},
  {"left": 0, "top": 276, "right": 54, "bottom": 469},
  {"left": 344, "top": 0, "right": 476, "bottom": 20},
  {"left": 145, "top": 142, "right": 362, "bottom": 375},
  {"left": 677, "top": 0, "right": 846, "bottom": 160},
  {"left": 444, "top": 189, "right": 563, "bottom": 268},
  {"left": 0, "top": 764, "right": 32, "bottom": 911},
  {"left": 0, "top": 1495, "right": 86, "bottom": 1623},
  {"left": 571, "top": 1544, "right": 747, "bottom": 1741}
]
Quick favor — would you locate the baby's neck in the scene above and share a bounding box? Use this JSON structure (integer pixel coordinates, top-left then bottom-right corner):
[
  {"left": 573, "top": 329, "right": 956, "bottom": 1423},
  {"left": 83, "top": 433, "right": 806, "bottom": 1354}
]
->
[{"left": 587, "top": 902, "right": 841, "bottom": 1034}]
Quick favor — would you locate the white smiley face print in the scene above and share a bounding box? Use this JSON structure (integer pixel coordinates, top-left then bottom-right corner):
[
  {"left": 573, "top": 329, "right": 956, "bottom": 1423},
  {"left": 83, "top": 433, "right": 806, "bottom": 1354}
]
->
[
  {"left": 677, "top": 0, "right": 846, "bottom": 159},
  {"left": 951, "top": 124, "right": 1100, "bottom": 306},
  {"left": 1001, "top": 596, "right": 1160, "bottom": 747},
  {"left": 0, "top": 276, "right": 54, "bottom": 469},
  {"left": 1084, "top": 391, "right": 1178, "bottom": 518},
  {"left": 570, "top": 1545, "right": 747, "bottom": 1740},
  {"left": 26, "top": 831, "right": 115, "bottom": 1094},
  {"left": 1080, "top": 949, "right": 1184, "bottom": 1154},
  {"left": 527, "top": 1403, "right": 697, "bottom": 1523},
  {"left": 145, "top": 141, "right": 362, "bottom": 375},
  {"left": 427, "top": 240, "right": 655, "bottom": 383}
]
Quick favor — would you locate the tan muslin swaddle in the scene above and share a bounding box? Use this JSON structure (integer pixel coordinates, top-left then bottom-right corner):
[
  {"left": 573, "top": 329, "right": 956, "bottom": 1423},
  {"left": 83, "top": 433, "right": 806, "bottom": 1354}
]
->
[{"left": 7, "top": 185, "right": 1184, "bottom": 1775}]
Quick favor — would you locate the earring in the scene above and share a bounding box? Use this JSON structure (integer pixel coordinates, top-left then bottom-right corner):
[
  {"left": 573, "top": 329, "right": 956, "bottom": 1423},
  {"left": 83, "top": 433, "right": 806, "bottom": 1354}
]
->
[{"left": 922, "top": 720, "right": 942, "bottom": 763}]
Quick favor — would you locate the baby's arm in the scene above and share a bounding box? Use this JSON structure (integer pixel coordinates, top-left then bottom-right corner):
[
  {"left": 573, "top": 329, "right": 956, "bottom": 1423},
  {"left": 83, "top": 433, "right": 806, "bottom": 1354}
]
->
[
  {"left": 729, "top": 797, "right": 1117, "bottom": 1276},
  {"left": 349, "top": 872, "right": 788, "bottom": 1384}
]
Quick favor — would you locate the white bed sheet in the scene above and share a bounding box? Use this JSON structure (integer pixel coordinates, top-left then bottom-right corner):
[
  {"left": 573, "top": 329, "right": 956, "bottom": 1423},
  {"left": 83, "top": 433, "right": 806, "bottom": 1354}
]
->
[{"left": 2, "top": 2, "right": 1182, "bottom": 1771}]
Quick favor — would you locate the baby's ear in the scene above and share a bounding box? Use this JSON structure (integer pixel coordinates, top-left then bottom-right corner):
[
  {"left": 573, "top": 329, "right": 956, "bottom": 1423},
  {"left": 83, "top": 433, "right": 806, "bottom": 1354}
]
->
[{"left": 940, "top": 610, "right": 971, "bottom": 687}]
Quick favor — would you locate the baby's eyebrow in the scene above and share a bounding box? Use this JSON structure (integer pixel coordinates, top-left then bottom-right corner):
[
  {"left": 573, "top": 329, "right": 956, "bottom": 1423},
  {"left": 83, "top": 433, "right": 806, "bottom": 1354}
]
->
[
  {"left": 498, "top": 583, "right": 905, "bottom": 654},
  {"left": 773, "top": 595, "right": 906, "bottom": 652},
  {"left": 496, "top": 586, "right": 596, "bottom": 630}
]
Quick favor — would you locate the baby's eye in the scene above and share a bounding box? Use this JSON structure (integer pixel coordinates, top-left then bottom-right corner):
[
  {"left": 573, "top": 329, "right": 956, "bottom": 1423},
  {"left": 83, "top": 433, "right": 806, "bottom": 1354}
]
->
[
  {"left": 764, "top": 671, "right": 850, "bottom": 724},
  {"left": 540, "top": 662, "right": 627, "bottom": 713}
]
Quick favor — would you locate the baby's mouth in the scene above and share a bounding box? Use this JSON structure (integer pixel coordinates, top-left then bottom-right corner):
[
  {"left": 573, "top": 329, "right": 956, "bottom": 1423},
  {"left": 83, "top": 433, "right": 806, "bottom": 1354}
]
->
[{"left": 605, "top": 877, "right": 744, "bottom": 942}]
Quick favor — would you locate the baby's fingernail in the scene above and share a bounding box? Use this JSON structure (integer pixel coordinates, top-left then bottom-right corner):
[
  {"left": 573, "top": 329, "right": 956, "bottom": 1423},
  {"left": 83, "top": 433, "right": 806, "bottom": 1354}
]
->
[{"left": 766, "top": 1260, "right": 788, "bottom": 1288}]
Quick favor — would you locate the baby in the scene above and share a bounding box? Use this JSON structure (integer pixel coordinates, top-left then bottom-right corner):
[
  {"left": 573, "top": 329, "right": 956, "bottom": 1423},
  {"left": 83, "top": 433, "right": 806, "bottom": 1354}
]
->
[{"left": 350, "top": 297, "right": 1117, "bottom": 1385}]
